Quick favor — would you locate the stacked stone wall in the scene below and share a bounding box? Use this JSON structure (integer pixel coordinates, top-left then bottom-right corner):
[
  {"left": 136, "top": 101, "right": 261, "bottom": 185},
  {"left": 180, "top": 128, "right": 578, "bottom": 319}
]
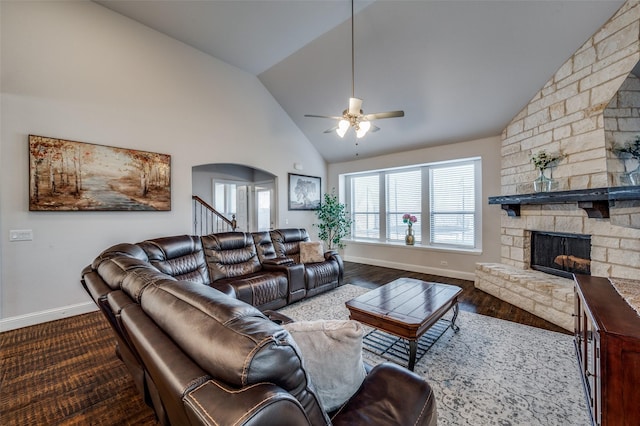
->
[
  {"left": 476, "top": 1, "right": 640, "bottom": 330},
  {"left": 501, "top": 1, "right": 639, "bottom": 195}
]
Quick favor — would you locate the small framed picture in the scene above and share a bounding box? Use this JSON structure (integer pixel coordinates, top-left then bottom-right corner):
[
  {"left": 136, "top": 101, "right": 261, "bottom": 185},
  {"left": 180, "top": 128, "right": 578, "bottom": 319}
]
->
[{"left": 288, "top": 173, "right": 321, "bottom": 210}]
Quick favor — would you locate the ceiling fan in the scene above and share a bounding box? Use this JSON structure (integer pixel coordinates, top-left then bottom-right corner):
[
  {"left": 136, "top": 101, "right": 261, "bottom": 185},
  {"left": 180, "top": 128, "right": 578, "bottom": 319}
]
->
[{"left": 304, "top": 0, "right": 404, "bottom": 139}]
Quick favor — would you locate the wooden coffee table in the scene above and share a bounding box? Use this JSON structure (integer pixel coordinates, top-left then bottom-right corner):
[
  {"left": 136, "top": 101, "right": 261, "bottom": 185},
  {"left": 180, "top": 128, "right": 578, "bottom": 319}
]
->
[{"left": 346, "top": 277, "right": 462, "bottom": 371}]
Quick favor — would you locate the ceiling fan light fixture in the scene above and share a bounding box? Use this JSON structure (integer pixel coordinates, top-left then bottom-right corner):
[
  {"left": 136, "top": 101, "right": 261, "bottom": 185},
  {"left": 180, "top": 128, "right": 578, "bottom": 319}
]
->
[
  {"left": 303, "top": 0, "right": 404, "bottom": 147},
  {"left": 337, "top": 119, "right": 350, "bottom": 138},
  {"left": 356, "top": 120, "right": 371, "bottom": 138}
]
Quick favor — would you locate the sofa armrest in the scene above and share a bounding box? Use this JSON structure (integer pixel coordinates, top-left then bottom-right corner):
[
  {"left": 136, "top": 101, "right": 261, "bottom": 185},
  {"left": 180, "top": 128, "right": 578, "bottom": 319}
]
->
[
  {"left": 262, "top": 261, "right": 306, "bottom": 303},
  {"left": 324, "top": 250, "right": 339, "bottom": 258},
  {"left": 210, "top": 282, "right": 237, "bottom": 298},
  {"left": 331, "top": 362, "right": 437, "bottom": 426},
  {"left": 81, "top": 268, "right": 112, "bottom": 304},
  {"left": 262, "top": 257, "right": 294, "bottom": 266},
  {"left": 184, "top": 380, "right": 321, "bottom": 426},
  {"left": 324, "top": 251, "right": 344, "bottom": 286}
]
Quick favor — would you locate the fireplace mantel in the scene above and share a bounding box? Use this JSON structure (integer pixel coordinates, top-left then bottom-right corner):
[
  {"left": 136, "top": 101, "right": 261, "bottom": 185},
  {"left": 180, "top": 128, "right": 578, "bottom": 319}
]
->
[{"left": 488, "top": 186, "right": 640, "bottom": 218}]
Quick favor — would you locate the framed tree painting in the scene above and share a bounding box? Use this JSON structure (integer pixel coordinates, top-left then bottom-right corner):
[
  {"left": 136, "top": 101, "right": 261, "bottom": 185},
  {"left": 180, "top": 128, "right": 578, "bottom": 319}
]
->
[
  {"left": 29, "top": 135, "right": 171, "bottom": 211},
  {"left": 288, "top": 173, "right": 321, "bottom": 210}
]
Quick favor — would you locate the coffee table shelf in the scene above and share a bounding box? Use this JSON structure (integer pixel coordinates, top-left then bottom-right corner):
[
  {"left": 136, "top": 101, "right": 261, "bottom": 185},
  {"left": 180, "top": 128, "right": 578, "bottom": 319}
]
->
[{"left": 363, "top": 317, "right": 453, "bottom": 367}]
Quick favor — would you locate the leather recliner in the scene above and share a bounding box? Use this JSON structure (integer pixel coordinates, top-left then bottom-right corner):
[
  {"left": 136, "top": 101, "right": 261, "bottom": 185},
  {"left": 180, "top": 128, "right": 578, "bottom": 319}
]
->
[
  {"left": 270, "top": 228, "right": 344, "bottom": 298},
  {"left": 118, "top": 277, "right": 438, "bottom": 426},
  {"left": 201, "top": 232, "right": 291, "bottom": 311}
]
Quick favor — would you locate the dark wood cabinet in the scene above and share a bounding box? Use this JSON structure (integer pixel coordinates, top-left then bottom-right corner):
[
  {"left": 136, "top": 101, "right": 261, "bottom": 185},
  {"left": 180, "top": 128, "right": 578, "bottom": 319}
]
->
[{"left": 574, "top": 275, "right": 640, "bottom": 426}]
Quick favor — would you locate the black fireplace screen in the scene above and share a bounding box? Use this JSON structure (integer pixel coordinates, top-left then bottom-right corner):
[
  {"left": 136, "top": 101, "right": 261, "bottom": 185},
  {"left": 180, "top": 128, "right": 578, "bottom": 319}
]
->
[{"left": 530, "top": 231, "right": 591, "bottom": 279}]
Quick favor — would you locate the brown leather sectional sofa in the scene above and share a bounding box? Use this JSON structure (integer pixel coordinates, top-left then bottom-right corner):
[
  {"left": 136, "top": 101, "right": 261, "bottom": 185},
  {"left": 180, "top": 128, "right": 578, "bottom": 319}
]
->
[{"left": 81, "top": 228, "right": 437, "bottom": 426}]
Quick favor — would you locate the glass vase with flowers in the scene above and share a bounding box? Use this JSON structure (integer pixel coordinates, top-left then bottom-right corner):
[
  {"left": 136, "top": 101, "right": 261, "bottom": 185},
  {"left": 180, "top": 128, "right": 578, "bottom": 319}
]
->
[
  {"left": 612, "top": 136, "right": 640, "bottom": 186},
  {"left": 402, "top": 213, "right": 417, "bottom": 245},
  {"left": 531, "top": 150, "right": 564, "bottom": 192}
]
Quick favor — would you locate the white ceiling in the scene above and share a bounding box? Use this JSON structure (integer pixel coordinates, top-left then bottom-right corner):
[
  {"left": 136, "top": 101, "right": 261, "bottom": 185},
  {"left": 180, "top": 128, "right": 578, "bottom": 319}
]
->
[{"left": 96, "top": 0, "right": 626, "bottom": 163}]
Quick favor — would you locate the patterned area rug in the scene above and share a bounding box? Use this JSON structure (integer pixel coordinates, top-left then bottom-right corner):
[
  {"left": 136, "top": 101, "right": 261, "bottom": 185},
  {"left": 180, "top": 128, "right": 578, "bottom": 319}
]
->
[{"left": 279, "top": 284, "right": 590, "bottom": 426}]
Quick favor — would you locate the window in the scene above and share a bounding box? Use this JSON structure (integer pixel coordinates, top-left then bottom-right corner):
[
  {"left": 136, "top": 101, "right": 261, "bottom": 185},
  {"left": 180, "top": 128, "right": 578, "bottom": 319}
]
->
[
  {"left": 214, "top": 181, "right": 237, "bottom": 218},
  {"left": 430, "top": 163, "right": 475, "bottom": 246},
  {"left": 350, "top": 174, "right": 380, "bottom": 239},
  {"left": 345, "top": 158, "right": 480, "bottom": 249},
  {"left": 386, "top": 169, "right": 421, "bottom": 242}
]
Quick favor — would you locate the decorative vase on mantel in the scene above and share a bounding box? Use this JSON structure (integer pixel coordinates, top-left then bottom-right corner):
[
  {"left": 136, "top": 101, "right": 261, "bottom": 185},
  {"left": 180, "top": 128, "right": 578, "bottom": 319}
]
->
[
  {"left": 533, "top": 168, "right": 553, "bottom": 192},
  {"left": 405, "top": 226, "right": 415, "bottom": 245},
  {"left": 628, "top": 164, "right": 640, "bottom": 186}
]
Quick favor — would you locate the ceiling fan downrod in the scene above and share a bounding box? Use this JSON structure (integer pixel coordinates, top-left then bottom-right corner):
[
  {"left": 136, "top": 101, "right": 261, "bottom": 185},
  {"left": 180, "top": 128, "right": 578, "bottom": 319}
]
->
[{"left": 303, "top": 0, "right": 405, "bottom": 141}]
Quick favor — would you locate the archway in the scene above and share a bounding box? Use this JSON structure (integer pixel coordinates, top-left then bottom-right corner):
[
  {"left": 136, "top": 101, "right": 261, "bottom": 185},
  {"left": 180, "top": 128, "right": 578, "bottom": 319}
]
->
[{"left": 192, "top": 163, "right": 277, "bottom": 232}]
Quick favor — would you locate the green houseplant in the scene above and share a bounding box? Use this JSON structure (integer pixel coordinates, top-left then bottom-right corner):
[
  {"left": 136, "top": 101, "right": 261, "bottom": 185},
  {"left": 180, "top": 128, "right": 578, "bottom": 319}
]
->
[{"left": 314, "top": 189, "right": 352, "bottom": 250}]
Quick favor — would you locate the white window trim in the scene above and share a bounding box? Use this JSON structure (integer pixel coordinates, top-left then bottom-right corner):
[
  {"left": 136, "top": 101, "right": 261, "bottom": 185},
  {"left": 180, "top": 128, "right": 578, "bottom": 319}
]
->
[{"left": 344, "top": 157, "right": 482, "bottom": 252}]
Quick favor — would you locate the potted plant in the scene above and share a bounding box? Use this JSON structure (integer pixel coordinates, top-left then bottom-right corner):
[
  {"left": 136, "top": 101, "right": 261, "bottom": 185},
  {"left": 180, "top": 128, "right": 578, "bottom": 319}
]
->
[
  {"left": 612, "top": 135, "right": 640, "bottom": 185},
  {"left": 530, "top": 150, "right": 564, "bottom": 192},
  {"left": 314, "top": 189, "right": 352, "bottom": 250}
]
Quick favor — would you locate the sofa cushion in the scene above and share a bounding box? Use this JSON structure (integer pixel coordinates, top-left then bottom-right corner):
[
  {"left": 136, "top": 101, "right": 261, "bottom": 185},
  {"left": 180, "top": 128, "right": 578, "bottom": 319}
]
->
[
  {"left": 138, "top": 235, "right": 210, "bottom": 284},
  {"left": 299, "top": 241, "right": 325, "bottom": 264},
  {"left": 283, "top": 320, "right": 367, "bottom": 412},
  {"left": 214, "top": 272, "right": 288, "bottom": 310},
  {"left": 271, "top": 228, "right": 310, "bottom": 262},
  {"left": 201, "top": 232, "right": 262, "bottom": 281},
  {"left": 252, "top": 231, "right": 278, "bottom": 262}
]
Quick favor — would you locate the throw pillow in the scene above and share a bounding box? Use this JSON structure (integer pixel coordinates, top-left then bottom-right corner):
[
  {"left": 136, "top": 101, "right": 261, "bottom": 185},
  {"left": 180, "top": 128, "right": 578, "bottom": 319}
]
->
[
  {"left": 283, "top": 320, "right": 366, "bottom": 412},
  {"left": 299, "top": 241, "right": 325, "bottom": 263}
]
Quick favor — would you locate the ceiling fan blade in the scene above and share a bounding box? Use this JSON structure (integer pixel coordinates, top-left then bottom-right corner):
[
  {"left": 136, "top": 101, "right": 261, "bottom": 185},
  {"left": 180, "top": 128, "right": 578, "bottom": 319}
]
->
[
  {"left": 304, "top": 114, "right": 343, "bottom": 120},
  {"left": 323, "top": 126, "right": 338, "bottom": 134},
  {"left": 370, "top": 124, "right": 381, "bottom": 133},
  {"left": 348, "top": 97, "right": 363, "bottom": 116},
  {"left": 363, "top": 110, "right": 405, "bottom": 120}
]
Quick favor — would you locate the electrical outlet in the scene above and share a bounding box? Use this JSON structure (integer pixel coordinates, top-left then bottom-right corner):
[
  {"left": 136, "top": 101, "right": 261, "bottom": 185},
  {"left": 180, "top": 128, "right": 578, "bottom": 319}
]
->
[
  {"left": 440, "top": 260, "right": 448, "bottom": 266},
  {"left": 10, "top": 229, "right": 33, "bottom": 241}
]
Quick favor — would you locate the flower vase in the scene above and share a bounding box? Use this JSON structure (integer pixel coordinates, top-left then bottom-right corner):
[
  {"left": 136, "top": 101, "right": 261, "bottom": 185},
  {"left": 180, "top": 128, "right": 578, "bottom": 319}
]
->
[
  {"left": 533, "top": 169, "right": 553, "bottom": 192},
  {"left": 405, "top": 226, "right": 415, "bottom": 245}
]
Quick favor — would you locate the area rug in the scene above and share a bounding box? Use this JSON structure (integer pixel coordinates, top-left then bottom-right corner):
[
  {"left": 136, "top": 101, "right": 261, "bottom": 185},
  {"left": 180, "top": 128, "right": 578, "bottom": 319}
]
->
[{"left": 278, "top": 284, "right": 590, "bottom": 426}]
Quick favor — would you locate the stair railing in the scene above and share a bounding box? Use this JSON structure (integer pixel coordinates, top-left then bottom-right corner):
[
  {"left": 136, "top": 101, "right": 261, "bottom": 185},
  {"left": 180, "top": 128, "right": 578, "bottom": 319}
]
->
[{"left": 192, "top": 195, "right": 237, "bottom": 236}]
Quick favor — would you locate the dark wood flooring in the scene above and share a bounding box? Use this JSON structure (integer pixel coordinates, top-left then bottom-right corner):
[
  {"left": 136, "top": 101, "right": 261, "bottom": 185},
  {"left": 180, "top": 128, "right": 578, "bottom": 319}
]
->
[{"left": 0, "top": 261, "right": 568, "bottom": 425}]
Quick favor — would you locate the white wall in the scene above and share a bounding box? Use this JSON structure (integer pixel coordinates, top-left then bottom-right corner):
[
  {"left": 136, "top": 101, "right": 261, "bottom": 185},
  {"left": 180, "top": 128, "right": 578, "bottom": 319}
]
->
[
  {"left": 328, "top": 136, "right": 503, "bottom": 280},
  {"left": 0, "top": 1, "right": 326, "bottom": 330}
]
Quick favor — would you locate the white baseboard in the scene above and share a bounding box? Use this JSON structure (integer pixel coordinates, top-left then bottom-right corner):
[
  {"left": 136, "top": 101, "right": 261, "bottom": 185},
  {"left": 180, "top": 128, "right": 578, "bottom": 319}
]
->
[
  {"left": 344, "top": 256, "right": 476, "bottom": 282},
  {"left": 0, "top": 301, "right": 98, "bottom": 332}
]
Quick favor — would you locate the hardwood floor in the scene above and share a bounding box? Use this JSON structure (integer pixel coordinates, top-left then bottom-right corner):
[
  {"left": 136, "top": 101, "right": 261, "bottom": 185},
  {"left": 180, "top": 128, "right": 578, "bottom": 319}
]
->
[{"left": 0, "top": 262, "right": 569, "bottom": 425}]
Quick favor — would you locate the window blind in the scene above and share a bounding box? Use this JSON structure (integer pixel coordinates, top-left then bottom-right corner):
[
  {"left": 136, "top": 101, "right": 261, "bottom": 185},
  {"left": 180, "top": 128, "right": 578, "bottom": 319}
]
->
[
  {"left": 430, "top": 163, "right": 475, "bottom": 246},
  {"left": 351, "top": 174, "right": 380, "bottom": 239},
  {"left": 386, "top": 169, "right": 421, "bottom": 242}
]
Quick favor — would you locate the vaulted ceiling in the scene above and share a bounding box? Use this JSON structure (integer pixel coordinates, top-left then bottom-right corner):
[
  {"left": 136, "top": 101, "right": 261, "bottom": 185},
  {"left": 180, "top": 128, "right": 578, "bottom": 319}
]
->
[{"left": 96, "top": 0, "right": 625, "bottom": 163}]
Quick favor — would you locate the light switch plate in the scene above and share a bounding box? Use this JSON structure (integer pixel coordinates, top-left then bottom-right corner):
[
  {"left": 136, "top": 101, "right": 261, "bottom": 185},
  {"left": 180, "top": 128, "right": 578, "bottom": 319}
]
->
[{"left": 10, "top": 229, "right": 33, "bottom": 241}]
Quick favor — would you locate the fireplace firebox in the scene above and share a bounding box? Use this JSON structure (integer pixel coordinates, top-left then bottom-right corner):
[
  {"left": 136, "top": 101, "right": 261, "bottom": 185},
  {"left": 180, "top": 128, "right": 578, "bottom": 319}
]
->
[{"left": 530, "top": 231, "right": 591, "bottom": 279}]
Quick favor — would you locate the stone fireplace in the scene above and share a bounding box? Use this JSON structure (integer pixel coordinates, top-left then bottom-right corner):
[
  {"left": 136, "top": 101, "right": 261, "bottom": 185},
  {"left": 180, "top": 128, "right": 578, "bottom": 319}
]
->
[{"left": 475, "top": 1, "right": 640, "bottom": 331}]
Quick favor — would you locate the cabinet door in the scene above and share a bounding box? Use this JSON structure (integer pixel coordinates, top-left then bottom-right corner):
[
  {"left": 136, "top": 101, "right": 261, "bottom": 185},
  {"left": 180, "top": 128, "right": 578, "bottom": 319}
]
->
[
  {"left": 593, "top": 334, "right": 601, "bottom": 426},
  {"left": 574, "top": 290, "right": 584, "bottom": 363},
  {"left": 585, "top": 314, "right": 599, "bottom": 424}
]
